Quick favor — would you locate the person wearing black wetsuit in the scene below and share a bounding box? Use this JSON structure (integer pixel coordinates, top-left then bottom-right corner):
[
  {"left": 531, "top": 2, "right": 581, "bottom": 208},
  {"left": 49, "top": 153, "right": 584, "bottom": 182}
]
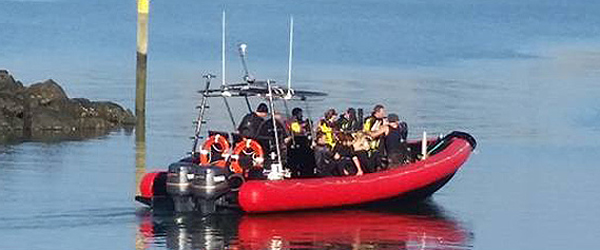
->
[
  {"left": 333, "top": 132, "right": 364, "bottom": 176},
  {"left": 384, "top": 113, "right": 409, "bottom": 166},
  {"left": 314, "top": 132, "right": 345, "bottom": 177},
  {"left": 237, "top": 103, "right": 268, "bottom": 137},
  {"left": 362, "top": 104, "right": 387, "bottom": 171},
  {"left": 337, "top": 108, "right": 360, "bottom": 132}
]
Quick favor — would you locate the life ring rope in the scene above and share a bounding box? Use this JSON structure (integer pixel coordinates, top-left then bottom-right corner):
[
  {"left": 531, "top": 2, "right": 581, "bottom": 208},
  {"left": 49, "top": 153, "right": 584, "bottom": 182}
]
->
[
  {"left": 199, "top": 134, "right": 230, "bottom": 167},
  {"left": 230, "top": 139, "right": 265, "bottom": 174}
]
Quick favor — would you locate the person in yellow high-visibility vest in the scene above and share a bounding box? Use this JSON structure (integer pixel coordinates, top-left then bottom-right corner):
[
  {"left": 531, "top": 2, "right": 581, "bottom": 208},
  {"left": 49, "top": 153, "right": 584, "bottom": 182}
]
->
[
  {"left": 362, "top": 104, "right": 388, "bottom": 171},
  {"left": 317, "top": 108, "right": 338, "bottom": 148},
  {"left": 289, "top": 107, "right": 309, "bottom": 136},
  {"left": 336, "top": 108, "right": 360, "bottom": 132},
  {"left": 364, "top": 104, "right": 387, "bottom": 137}
]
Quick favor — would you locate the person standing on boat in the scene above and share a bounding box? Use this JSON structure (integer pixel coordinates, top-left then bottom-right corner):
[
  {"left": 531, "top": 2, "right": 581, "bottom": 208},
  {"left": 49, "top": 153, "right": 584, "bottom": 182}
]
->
[
  {"left": 289, "top": 107, "right": 310, "bottom": 136},
  {"left": 287, "top": 107, "right": 316, "bottom": 177},
  {"left": 384, "top": 113, "right": 409, "bottom": 166},
  {"left": 363, "top": 104, "right": 387, "bottom": 170},
  {"left": 237, "top": 103, "right": 269, "bottom": 137}
]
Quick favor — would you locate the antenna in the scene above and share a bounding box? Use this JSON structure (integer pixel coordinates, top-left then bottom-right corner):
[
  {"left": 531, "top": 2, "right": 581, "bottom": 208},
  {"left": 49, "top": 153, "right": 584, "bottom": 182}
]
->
[
  {"left": 285, "top": 16, "right": 294, "bottom": 99},
  {"left": 220, "top": 11, "right": 233, "bottom": 96},
  {"left": 221, "top": 10, "right": 226, "bottom": 87}
]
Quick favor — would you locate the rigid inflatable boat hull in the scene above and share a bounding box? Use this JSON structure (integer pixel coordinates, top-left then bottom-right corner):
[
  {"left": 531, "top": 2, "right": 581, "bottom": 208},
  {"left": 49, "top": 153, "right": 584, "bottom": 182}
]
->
[
  {"left": 136, "top": 132, "right": 476, "bottom": 214},
  {"left": 238, "top": 137, "right": 473, "bottom": 213}
]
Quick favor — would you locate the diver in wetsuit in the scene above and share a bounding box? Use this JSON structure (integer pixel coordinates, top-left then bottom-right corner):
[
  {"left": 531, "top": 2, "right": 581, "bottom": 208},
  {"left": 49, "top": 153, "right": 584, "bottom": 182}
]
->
[
  {"left": 286, "top": 107, "right": 316, "bottom": 177},
  {"left": 237, "top": 103, "right": 269, "bottom": 137},
  {"left": 384, "top": 113, "right": 409, "bottom": 166},
  {"left": 317, "top": 108, "right": 339, "bottom": 148},
  {"left": 314, "top": 132, "right": 345, "bottom": 177},
  {"left": 362, "top": 104, "right": 387, "bottom": 171},
  {"left": 337, "top": 108, "right": 360, "bottom": 132},
  {"left": 289, "top": 107, "right": 310, "bottom": 136}
]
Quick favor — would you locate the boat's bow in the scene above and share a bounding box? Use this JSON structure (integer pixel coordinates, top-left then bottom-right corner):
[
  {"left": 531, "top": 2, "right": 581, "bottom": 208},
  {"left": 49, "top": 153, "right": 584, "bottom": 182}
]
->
[{"left": 238, "top": 131, "right": 476, "bottom": 213}]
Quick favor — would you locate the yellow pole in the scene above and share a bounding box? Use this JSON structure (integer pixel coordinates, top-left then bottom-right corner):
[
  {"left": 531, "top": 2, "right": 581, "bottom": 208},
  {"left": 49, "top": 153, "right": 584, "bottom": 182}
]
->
[{"left": 136, "top": 0, "right": 150, "bottom": 120}]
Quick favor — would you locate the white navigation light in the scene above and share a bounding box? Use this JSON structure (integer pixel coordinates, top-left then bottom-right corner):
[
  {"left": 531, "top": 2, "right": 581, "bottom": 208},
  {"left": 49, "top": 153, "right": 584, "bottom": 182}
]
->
[{"left": 239, "top": 43, "right": 247, "bottom": 56}]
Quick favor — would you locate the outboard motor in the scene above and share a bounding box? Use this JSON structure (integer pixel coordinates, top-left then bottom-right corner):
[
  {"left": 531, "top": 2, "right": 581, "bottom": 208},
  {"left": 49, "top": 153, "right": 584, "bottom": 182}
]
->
[
  {"left": 191, "top": 166, "right": 231, "bottom": 214},
  {"left": 166, "top": 162, "right": 196, "bottom": 212}
]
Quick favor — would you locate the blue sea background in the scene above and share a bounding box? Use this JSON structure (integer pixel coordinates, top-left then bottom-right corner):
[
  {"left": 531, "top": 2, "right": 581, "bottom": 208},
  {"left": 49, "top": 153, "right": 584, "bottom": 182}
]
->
[{"left": 1, "top": 0, "right": 600, "bottom": 249}]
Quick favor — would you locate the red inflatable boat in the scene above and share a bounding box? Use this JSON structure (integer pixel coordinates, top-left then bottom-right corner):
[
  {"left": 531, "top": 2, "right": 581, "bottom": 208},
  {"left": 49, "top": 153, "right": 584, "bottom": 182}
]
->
[
  {"left": 136, "top": 131, "right": 476, "bottom": 213},
  {"left": 239, "top": 132, "right": 474, "bottom": 212}
]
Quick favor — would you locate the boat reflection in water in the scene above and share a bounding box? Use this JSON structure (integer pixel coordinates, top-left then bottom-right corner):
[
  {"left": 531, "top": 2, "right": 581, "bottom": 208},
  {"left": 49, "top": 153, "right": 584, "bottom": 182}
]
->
[
  {"left": 136, "top": 210, "right": 242, "bottom": 250},
  {"left": 136, "top": 201, "right": 472, "bottom": 250}
]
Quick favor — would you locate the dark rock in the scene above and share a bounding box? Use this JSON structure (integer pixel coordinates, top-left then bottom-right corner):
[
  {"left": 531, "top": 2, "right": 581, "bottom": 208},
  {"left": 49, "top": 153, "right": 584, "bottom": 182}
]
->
[
  {"left": 0, "top": 109, "right": 23, "bottom": 131},
  {"left": 48, "top": 98, "right": 135, "bottom": 126},
  {"left": 29, "top": 107, "right": 76, "bottom": 131},
  {"left": 93, "top": 101, "right": 136, "bottom": 125},
  {"left": 0, "top": 93, "right": 25, "bottom": 132},
  {"left": 0, "top": 69, "right": 25, "bottom": 94},
  {"left": 75, "top": 117, "right": 112, "bottom": 130},
  {"left": 26, "top": 79, "right": 68, "bottom": 106},
  {"left": 48, "top": 98, "right": 99, "bottom": 119},
  {"left": 0, "top": 92, "right": 25, "bottom": 118},
  {"left": 0, "top": 70, "right": 136, "bottom": 142}
]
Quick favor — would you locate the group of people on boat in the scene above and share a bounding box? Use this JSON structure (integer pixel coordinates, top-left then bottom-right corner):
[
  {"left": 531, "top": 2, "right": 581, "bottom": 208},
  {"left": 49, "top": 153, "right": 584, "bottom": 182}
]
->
[
  {"left": 313, "top": 104, "right": 409, "bottom": 177},
  {"left": 235, "top": 102, "right": 410, "bottom": 178}
]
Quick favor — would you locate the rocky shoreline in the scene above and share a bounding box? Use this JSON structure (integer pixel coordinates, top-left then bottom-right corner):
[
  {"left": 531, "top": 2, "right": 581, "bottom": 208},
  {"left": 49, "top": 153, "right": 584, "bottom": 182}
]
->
[{"left": 0, "top": 70, "right": 135, "bottom": 142}]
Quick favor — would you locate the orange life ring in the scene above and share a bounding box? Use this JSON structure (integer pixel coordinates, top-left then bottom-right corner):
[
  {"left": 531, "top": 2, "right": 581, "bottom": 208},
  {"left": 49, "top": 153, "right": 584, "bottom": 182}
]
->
[
  {"left": 200, "top": 134, "right": 230, "bottom": 167},
  {"left": 230, "top": 139, "right": 264, "bottom": 174}
]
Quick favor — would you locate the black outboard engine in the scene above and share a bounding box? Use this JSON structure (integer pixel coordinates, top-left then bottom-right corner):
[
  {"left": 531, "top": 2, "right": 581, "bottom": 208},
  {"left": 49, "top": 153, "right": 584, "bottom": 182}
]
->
[
  {"left": 191, "top": 166, "right": 232, "bottom": 214},
  {"left": 166, "top": 162, "right": 197, "bottom": 212}
]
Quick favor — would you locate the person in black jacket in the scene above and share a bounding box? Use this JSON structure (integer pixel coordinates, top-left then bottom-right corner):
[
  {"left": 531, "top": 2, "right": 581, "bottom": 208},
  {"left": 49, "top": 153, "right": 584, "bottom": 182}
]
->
[
  {"left": 384, "top": 113, "right": 409, "bottom": 166},
  {"left": 314, "top": 132, "right": 345, "bottom": 177},
  {"left": 237, "top": 103, "right": 269, "bottom": 137},
  {"left": 336, "top": 108, "right": 360, "bottom": 132}
]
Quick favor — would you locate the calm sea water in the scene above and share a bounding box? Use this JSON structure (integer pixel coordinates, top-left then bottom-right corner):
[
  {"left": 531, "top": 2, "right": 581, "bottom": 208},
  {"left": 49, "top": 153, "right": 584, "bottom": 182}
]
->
[{"left": 2, "top": 0, "right": 600, "bottom": 249}]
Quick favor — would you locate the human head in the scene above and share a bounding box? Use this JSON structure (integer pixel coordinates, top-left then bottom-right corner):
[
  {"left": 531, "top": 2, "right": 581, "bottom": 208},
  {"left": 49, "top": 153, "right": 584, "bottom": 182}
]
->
[
  {"left": 324, "top": 108, "right": 337, "bottom": 122},
  {"left": 292, "top": 107, "right": 303, "bottom": 120},
  {"left": 316, "top": 132, "right": 327, "bottom": 146},
  {"left": 256, "top": 103, "right": 268, "bottom": 117},
  {"left": 338, "top": 132, "right": 354, "bottom": 146},
  {"left": 345, "top": 108, "right": 356, "bottom": 119},
  {"left": 372, "top": 104, "right": 385, "bottom": 119},
  {"left": 388, "top": 113, "right": 399, "bottom": 128}
]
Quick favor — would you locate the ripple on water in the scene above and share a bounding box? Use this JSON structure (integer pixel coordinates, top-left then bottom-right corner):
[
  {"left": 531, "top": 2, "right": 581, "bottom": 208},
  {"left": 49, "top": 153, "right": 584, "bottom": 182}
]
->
[{"left": 0, "top": 207, "right": 135, "bottom": 231}]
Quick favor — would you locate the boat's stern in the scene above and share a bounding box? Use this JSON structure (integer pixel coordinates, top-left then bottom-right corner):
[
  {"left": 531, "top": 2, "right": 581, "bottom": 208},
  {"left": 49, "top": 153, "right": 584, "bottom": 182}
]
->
[
  {"left": 135, "top": 171, "right": 173, "bottom": 209},
  {"left": 135, "top": 161, "right": 243, "bottom": 213}
]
